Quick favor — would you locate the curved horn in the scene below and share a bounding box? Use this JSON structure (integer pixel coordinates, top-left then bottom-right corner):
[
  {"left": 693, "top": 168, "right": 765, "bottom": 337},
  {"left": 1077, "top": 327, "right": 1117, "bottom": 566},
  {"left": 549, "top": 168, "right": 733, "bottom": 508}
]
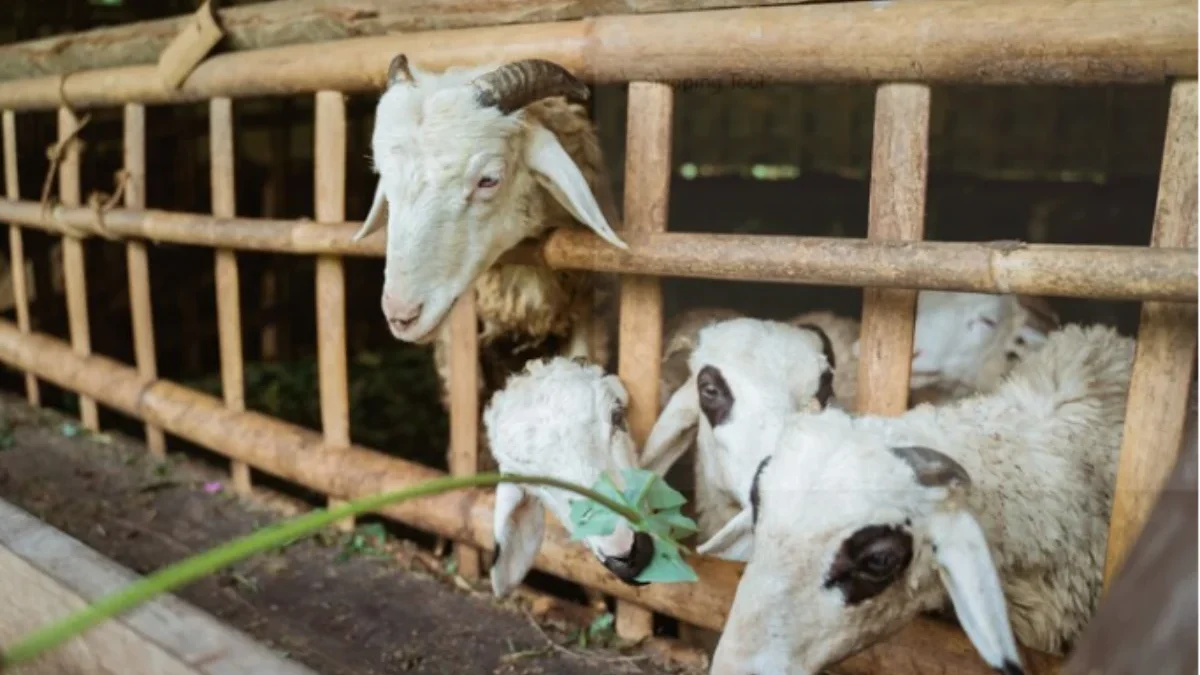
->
[
  {"left": 470, "top": 59, "right": 589, "bottom": 115},
  {"left": 387, "top": 53, "right": 415, "bottom": 87}
]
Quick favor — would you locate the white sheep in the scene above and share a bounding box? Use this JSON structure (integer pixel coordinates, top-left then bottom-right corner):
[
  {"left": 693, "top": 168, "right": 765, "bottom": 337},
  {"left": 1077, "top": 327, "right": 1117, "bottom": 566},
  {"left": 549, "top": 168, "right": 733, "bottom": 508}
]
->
[
  {"left": 707, "top": 323, "right": 1135, "bottom": 675},
  {"left": 787, "top": 290, "right": 1062, "bottom": 409},
  {"left": 482, "top": 356, "right": 655, "bottom": 596},
  {"left": 642, "top": 317, "right": 836, "bottom": 555},
  {"left": 351, "top": 54, "right": 627, "bottom": 472}
]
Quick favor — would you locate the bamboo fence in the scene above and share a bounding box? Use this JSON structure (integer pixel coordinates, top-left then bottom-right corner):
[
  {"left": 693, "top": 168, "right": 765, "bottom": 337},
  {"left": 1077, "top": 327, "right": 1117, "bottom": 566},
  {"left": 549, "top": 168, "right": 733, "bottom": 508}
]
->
[{"left": 0, "top": 0, "right": 1196, "bottom": 673}]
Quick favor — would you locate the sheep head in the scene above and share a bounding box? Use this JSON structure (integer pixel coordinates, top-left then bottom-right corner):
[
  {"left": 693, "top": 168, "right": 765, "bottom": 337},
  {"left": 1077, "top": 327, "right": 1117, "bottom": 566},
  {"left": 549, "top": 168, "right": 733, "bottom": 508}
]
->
[
  {"left": 354, "top": 54, "right": 627, "bottom": 343},
  {"left": 482, "top": 357, "right": 653, "bottom": 595},
  {"left": 640, "top": 318, "right": 836, "bottom": 560},
  {"left": 708, "top": 410, "right": 1023, "bottom": 675}
]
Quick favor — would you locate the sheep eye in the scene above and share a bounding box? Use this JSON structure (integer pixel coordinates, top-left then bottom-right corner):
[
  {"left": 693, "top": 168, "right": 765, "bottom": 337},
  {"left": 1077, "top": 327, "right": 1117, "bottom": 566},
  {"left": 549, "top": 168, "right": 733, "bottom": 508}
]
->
[
  {"left": 477, "top": 176, "right": 499, "bottom": 189},
  {"left": 700, "top": 383, "right": 720, "bottom": 399},
  {"left": 610, "top": 406, "right": 627, "bottom": 432},
  {"left": 978, "top": 317, "right": 997, "bottom": 329},
  {"left": 859, "top": 551, "right": 901, "bottom": 580}
]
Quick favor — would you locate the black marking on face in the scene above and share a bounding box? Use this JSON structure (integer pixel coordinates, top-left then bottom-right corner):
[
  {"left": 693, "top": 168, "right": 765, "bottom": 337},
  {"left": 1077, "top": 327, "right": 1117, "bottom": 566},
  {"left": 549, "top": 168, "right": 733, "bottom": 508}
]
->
[
  {"left": 793, "top": 323, "right": 835, "bottom": 408},
  {"left": 611, "top": 403, "right": 628, "bottom": 433},
  {"left": 697, "top": 365, "right": 734, "bottom": 426},
  {"left": 493, "top": 542, "right": 501, "bottom": 561},
  {"left": 999, "top": 660, "right": 1025, "bottom": 675},
  {"left": 823, "top": 524, "right": 914, "bottom": 606},
  {"left": 749, "top": 456, "right": 772, "bottom": 527}
]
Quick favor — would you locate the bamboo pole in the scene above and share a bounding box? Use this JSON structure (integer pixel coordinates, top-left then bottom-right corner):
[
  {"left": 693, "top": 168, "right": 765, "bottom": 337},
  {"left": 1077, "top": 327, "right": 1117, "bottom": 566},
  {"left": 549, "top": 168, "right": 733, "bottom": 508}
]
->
[
  {"left": 314, "top": 90, "right": 354, "bottom": 530},
  {"left": 2, "top": 111, "right": 37, "bottom": 406},
  {"left": 0, "top": 0, "right": 1192, "bottom": 111},
  {"left": 0, "top": 201, "right": 1193, "bottom": 302},
  {"left": 123, "top": 103, "right": 165, "bottom": 457},
  {"left": 855, "top": 83, "right": 931, "bottom": 415},
  {"left": 613, "top": 81, "right": 674, "bottom": 641},
  {"left": 0, "top": 318, "right": 1063, "bottom": 674},
  {"left": 58, "top": 107, "right": 99, "bottom": 431},
  {"left": 447, "top": 291, "right": 482, "bottom": 580},
  {"left": 1102, "top": 79, "right": 1199, "bottom": 589},
  {"left": 211, "top": 97, "right": 251, "bottom": 495}
]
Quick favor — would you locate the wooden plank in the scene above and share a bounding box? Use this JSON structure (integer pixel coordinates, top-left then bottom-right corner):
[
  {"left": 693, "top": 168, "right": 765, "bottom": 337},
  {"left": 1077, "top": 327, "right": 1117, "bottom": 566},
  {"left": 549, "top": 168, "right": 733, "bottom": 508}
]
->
[
  {"left": 58, "top": 107, "right": 99, "bottom": 431},
  {"left": 855, "top": 83, "right": 931, "bottom": 415},
  {"left": 2, "top": 110, "right": 38, "bottom": 406},
  {"left": 0, "top": 498, "right": 320, "bottom": 675},
  {"left": 0, "top": 0, "right": 1192, "bottom": 111},
  {"left": 314, "top": 90, "right": 354, "bottom": 531},
  {"left": 1103, "top": 78, "right": 1199, "bottom": 589},
  {"left": 211, "top": 97, "right": 250, "bottom": 495},
  {"left": 447, "top": 291, "right": 482, "bottom": 580},
  {"left": 614, "top": 81, "right": 674, "bottom": 641},
  {"left": 124, "top": 102, "right": 166, "bottom": 457}
]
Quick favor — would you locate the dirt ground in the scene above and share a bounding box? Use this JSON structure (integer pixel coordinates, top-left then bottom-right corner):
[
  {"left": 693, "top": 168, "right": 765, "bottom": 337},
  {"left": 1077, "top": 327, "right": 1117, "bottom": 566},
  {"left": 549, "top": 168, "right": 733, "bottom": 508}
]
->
[{"left": 0, "top": 393, "right": 701, "bottom": 675}]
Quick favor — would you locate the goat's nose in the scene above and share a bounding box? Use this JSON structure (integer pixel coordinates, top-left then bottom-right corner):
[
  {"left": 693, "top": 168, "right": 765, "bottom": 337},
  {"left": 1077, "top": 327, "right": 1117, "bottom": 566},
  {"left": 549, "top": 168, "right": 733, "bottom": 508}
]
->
[{"left": 382, "top": 292, "right": 423, "bottom": 330}]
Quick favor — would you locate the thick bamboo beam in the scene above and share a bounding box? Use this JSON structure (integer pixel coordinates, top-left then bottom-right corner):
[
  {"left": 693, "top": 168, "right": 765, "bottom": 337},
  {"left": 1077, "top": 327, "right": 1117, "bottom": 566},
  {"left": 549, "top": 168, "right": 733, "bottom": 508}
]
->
[
  {"left": 0, "top": 201, "right": 1193, "bottom": 302},
  {"left": 58, "top": 108, "right": 99, "bottom": 431},
  {"left": 1103, "top": 79, "right": 1199, "bottom": 588},
  {"left": 447, "top": 291, "right": 482, "bottom": 580},
  {"left": 855, "top": 83, "right": 930, "bottom": 415},
  {"left": 123, "top": 103, "right": 165, "bottom": 457},
  {"left": 314, "top": 90, "right": 354, "bottom": 531},
  {"left": 0, "top": 0, "right": 831, "bottom": 84},
  {"left": 0, "top": 319, "right": 1062, "bottom": 675},
  {"left": 614, "top": 81, "right": 674, "bottom": 640},
  {"left": 211, "top": 97, "right": 251, "bottom": 495},
  {"left": 0, "top": 0, "right": 1192, "bottom": 111},
  {"left": 2, "top": 111, "right": 37, "bottom": 406}
]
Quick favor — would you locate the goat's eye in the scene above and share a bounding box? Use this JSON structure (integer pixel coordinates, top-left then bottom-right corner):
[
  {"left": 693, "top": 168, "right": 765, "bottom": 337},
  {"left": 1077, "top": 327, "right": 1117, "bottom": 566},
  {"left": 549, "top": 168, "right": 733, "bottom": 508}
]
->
[
  {"left": 476, "top": 176, "right": 499, "bottom": 189},
  {"left": 610, "top": 407, "right": 627, "bottom": 432}
]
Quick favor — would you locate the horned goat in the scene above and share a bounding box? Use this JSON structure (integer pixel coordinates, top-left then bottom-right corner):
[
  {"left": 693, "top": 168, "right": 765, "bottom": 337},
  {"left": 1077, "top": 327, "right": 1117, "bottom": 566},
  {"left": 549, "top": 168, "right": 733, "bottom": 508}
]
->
[
  {"left": 352, "top": 54, "right": 626, "bottom": 471},
  {"left": 707, "top": 323, "right": 1135, "bottom": 675},
  {"left": 482, "top": 356, "right": 654, "bottom": 595}
]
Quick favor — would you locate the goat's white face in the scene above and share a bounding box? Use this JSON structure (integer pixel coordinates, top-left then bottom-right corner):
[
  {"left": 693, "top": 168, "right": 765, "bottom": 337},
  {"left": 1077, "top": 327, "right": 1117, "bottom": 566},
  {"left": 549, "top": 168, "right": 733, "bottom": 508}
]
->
[
  {"left": 640, "top": 318, "right": 835, "bottom": 559},
  {"left": 709, "top": 411, "right": 1023, "bottom": 675},
  {"left": 906, "top": 291, "right": 1059, "bottom": 391},
  {"left": 482, "top": 357, "right": 652, "bottom": 596},
  {"left": 353, "top": 56, "right": 627, "bottom": 343}
]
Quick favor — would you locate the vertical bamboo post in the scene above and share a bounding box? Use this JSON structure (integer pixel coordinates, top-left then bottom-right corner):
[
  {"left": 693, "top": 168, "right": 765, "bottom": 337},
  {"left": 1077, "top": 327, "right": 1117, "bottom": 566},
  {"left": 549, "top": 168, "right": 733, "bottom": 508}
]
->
[
  {"left": 123, "top": 103, "right": 165, "bottom": 457},
  {"left": 447, "top": 291, "right": 482, "bottom": 580},
  {"left": 315, "top": 90, "right": 354, "bottom": 531},
  {"left": 211, "top": 97, "right": 250, "bottom": 494},
  {"left": 58, "top": 107, "right": 98, "bottom": 430},
  {"left": 855, "top": 84, "right": 931, "bottom": 415},
  {"left": 2, "top": 111, "right": 38, "bottom": 406},
  {"left": 1103, "top": 79, "right": 1198, "bottom": 589},
  {"left": 615, "top": 81, "right": 674, "bottom": 641}
]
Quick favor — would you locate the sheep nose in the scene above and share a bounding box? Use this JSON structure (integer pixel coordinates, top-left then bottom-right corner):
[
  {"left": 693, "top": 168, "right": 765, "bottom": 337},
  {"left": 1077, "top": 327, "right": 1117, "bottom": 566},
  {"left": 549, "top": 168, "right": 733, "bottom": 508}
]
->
[
  {"left": 382, "top": 292, "right": 423, "bottom": 331},
  {"left": 602, "top": 531, "right": 654, "bottom": 585}
]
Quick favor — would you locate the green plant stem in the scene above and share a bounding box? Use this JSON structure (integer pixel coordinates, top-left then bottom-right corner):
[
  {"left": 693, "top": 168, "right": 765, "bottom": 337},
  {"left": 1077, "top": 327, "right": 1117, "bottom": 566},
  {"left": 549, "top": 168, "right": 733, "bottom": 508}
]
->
[{"left": 0, "top": 473, "right": 644, "bottom": 672}]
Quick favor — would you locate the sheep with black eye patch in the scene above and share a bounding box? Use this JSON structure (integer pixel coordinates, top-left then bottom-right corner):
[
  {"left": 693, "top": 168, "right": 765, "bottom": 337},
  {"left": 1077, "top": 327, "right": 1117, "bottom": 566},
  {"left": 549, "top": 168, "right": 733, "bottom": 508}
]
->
[
  {"left": 482, "top": 356, "right": 655, "bottom": 597},
  {"left": 708, "top": 323, "right": 1135, "bottom": 675},
  {"left": 640, "top": 317, "right": 836, "bottom": 560}
]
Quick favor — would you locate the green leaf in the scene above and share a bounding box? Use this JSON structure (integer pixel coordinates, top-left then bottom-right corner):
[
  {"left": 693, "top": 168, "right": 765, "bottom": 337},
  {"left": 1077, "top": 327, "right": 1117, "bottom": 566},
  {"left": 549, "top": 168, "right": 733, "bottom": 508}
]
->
[
  {"left": 641, "top": 475, "right": 688, "bottom": 511},
  {"left": 658, "top": 508, "right": 699, "bottom": 536},
  {"left": 634, "top": 536, "right": 699, "bottom": 584},
  {"left": 587, "top": 612, "right": 614, "bottom": 640},
  {"left": 568, "top": 499, "right": 620, "bottom": 540}
]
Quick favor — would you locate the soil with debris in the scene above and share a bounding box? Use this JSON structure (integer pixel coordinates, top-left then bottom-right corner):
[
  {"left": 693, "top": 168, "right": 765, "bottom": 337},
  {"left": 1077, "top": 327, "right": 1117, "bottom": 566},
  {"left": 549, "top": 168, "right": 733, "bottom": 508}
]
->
[{"left": 0, "top": 393, "right": 699, "bottom": 675}]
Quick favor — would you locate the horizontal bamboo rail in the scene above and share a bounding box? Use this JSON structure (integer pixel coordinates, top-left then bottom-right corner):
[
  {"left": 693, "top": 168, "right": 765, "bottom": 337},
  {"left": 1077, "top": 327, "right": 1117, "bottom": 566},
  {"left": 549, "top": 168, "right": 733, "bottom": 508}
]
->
[
  {"left": 0, "top": 319, "right": 1062, "bottom": 674},
  {"left": 0, "top": 0, "right": 1193, "bottom": 111},
  {"left": 0, "top": 201, "right": 1194, "bottom": 301}
]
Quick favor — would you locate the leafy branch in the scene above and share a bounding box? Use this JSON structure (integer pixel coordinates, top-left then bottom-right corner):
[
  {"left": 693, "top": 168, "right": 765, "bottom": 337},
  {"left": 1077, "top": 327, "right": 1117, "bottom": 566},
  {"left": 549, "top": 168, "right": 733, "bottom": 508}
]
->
[{"left": 0, "top": 469, "right": 696, "bottom": 672}]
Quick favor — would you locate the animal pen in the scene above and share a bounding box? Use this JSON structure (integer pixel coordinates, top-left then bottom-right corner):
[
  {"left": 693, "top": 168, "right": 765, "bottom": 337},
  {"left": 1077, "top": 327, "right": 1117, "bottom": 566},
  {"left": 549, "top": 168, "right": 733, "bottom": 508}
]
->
[{"left": 0, "top": 0, "right": 1196, "bottom": 673}]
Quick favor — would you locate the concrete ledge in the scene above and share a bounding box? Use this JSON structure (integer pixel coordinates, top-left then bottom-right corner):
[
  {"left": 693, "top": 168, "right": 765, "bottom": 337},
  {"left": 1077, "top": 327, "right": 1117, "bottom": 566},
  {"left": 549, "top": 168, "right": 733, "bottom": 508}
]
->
[{"left": 0, "top": 498, "right": 320, "bottom": 675}]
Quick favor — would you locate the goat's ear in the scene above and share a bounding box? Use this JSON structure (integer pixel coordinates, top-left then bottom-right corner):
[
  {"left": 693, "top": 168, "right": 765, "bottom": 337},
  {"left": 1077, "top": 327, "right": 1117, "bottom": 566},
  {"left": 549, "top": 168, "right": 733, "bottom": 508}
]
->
[
  {"left": 696, "top": 508, "right": 754, "bottom": 560},
  {"left": 641, "top": 377, "right": 700, "bottom": 476},
  {"left": 929, "top": 510, "right": 1024, "bottom": 674},
  {"left": 525, "top": 125, "right": 628, "bottom": 250},
  {"left": 351, "top": 180, "right": 388, "bottom": 242},
  {"left": 489, "top": 483, "right": 545, "bottom": 597}
]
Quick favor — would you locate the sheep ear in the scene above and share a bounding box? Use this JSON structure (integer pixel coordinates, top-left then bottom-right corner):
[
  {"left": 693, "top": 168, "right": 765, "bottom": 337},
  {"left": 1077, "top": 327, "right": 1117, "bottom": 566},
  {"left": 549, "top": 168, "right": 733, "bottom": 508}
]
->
[
  {"left": 525, "top": 125, "right": 628, "bottom": 250},
  {"left": 351, "top": 180, "right": 388, "bottom": 242},
  {"left": 489, "top": 483, "right": 545, "bottom": 597},
  {"left": 928, "top": 510, "right": 1024, "bottom": 674},
  {"left": 641, "top": 377, "right": 700, "bottom": 476},
  {"left": 890, "top": 445, "right": 972, "bottom": 492},
  {"left": 696, "top": 508, "right": 754, "bottom": 560}
]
